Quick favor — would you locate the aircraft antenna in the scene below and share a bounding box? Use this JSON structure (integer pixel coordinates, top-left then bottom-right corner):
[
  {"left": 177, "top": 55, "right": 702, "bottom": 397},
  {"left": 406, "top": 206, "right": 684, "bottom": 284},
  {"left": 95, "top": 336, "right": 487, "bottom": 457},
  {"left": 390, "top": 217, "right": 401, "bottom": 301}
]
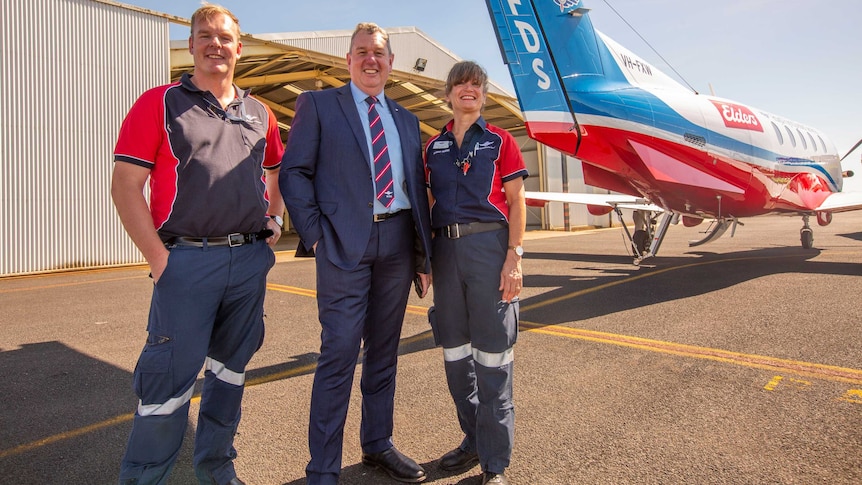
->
[
  {"left": 601, "top": 0, "right": 699, "bottom": 94},
  {"left": 840, "top": 137, "right": 862, "bottom": 161}
]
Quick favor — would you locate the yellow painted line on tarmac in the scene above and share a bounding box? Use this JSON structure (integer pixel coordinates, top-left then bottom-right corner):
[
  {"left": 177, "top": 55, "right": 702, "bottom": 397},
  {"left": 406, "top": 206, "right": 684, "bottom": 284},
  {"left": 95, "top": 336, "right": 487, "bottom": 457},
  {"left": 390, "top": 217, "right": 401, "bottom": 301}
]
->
[
  {"left": 520, "top": 320, "right": 862, "bottom": 386},
  {"left": 520, "top": 253, "right": 804, "bottom": 313},
  {"left": 266, "top": 283, "right": 430, "bottom": 320},
  {"left": 0, "top": 413, "right": 136, "bottom": 459},
  {"left": 6, "top": 253, "right": 859, "bottom": 458},
  {"left": 267, "top": 283, "right": 317, "bottom": 298},
  {"left": 0, "top": 275, "right": 146, "bottom": 294},
  {"left": 267, "top": 270, "right": 862, "bottom": 385},
  {"left": 0, "top": 360, "right": 319, "bottom": 460}
]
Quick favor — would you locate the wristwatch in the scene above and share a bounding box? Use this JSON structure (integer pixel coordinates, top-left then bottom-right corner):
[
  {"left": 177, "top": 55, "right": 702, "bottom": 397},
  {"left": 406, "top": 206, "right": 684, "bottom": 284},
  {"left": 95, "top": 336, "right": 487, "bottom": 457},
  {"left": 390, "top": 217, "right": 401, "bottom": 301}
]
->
[
  {"left": 509, "top": 245, "right": 524, "bottom": 257},
  {"left": 269, "top": 214, "right": 284, "bottom": 227}
]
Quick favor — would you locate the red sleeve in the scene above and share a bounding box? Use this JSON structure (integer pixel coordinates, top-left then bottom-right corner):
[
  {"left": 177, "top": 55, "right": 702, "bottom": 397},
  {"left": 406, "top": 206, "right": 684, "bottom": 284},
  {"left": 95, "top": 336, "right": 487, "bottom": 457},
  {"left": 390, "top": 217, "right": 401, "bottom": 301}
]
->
[
  {"left": 495, "top": 126, "right": 527, "bottom": 179},
  {"left": 262, "top": 104, "right": 284, "bottom": 170},
  {"left": 113, "top": 85, "right": 170, "bottom": 168}
]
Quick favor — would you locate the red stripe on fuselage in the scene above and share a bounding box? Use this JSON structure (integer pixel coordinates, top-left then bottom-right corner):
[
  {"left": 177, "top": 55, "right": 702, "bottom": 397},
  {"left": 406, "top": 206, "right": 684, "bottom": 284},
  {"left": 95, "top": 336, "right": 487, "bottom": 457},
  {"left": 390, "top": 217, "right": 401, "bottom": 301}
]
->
[{"left": 525, "top": 120, "right": 834, "bottom": 217}]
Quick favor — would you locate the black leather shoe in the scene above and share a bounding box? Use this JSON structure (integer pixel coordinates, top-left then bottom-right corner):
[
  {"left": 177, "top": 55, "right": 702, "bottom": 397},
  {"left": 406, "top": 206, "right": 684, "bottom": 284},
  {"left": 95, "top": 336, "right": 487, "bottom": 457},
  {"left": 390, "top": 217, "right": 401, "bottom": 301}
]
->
[
  {"left": 227, "top": 479, "right": 246, "bottom": 485},
  {"left": 362, "top": 446, "right": 427, "bottom": 483},
  {"left": 438, "top": 447, "right": 479, "bottom": 472},
  {"left": 482, "top": 472, "right": 509, "bottom": 485}
]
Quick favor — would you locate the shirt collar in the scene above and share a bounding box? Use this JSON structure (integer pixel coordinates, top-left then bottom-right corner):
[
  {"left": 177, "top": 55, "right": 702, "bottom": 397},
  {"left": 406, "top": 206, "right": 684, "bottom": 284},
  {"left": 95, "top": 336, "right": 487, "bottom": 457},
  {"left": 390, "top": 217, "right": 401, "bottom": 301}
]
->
[
  {"left": 180, "top": 73, "right": 248, "bottom": 101},
  {"left": 349, "top": 81, "right": 385, "bottom": 107},
  {"left": 442, "top": 116, "right": 487, "bottom": 135}
]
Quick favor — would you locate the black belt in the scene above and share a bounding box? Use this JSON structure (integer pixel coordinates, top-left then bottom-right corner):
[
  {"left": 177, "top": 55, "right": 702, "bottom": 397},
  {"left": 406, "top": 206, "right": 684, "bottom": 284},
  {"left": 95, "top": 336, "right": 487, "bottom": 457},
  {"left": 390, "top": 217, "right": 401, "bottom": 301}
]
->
[
  {"left": 373, "top": 210, "right": 405, "bottom": 222},
  {"left": 434, "top": 221, "right": 506, "bottom": 239},
  {"left": 168, "top": 229, "right": 273, "bottom": 248}
]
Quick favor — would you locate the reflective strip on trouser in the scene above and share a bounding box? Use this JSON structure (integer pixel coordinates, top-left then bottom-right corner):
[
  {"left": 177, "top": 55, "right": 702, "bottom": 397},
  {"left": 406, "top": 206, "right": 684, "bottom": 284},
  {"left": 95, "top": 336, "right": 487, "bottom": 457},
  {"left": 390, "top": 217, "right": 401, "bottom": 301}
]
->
[
  {"left": 206, "top": 357, "right": 246, "bottom": 386},
  {"left": 431, "top": 228, "right": 518, "bottom": 474},
  {"left": 119, "top": 242, "right": 272, "bottom": 485},
  {"left": 442, "top": 347, "right": 515, "bottom": 474},
  {"left": 442, "top": 345, "right": 514, "bottom": 368},
  {"left": 137, "top": 385, "right": 195, "bottom": 417}
]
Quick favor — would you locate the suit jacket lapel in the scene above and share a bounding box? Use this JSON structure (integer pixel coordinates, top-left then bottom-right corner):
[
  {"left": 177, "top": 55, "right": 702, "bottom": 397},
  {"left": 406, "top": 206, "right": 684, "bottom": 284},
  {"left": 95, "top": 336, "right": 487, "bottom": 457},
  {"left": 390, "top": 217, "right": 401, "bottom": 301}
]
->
[{"left": 336, "top": 85, "right": 371, "bottom": 166}]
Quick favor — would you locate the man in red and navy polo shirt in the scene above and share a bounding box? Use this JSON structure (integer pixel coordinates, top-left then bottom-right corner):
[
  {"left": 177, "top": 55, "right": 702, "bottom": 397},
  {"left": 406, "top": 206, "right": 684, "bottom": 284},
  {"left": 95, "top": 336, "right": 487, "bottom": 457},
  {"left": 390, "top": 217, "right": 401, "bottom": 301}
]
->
[{"left": 111, "top": 5, "right": 283, "bottom": 485}]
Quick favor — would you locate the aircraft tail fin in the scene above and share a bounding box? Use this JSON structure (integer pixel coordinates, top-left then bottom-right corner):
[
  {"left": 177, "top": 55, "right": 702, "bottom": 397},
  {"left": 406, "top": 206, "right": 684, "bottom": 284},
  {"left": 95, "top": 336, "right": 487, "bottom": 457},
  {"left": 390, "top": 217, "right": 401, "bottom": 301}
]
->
[{"left": 485, "top": 0, "right": 602, "bottom": 154}]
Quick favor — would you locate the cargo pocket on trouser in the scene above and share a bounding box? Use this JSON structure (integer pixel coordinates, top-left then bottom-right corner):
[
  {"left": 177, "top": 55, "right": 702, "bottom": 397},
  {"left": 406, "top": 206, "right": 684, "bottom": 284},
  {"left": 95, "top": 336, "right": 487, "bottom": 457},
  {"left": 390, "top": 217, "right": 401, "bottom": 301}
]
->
[
  {"left": 133, "top": 334, "right": 174, "bottom": 405},
  {"left": 427, "top": 306, "right": 441, "bottom": 347},
  {"left": 498, "top": 299, "right": 519, "bottom": 348}
]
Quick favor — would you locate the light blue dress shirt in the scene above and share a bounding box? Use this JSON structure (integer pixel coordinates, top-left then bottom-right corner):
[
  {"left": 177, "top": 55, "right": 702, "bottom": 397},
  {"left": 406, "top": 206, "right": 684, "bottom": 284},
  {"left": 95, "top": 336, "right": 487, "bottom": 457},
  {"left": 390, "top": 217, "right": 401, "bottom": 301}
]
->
[{"left": 350, "top": 82, "right": 411, "bottom": 214}]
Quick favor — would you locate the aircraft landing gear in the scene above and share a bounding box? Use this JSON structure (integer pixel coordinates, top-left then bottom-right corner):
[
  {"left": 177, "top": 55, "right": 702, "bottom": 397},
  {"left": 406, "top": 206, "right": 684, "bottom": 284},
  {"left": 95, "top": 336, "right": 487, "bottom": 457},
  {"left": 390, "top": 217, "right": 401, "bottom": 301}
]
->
[
  {"left": 800, "top": 214, "right": 814, "bottom": 249},
  {"left": 632, "top": 229, "right": 649, "bottom": 255},
  {"left": 616, "top": 209, "right": 674, "bottom": 265}
]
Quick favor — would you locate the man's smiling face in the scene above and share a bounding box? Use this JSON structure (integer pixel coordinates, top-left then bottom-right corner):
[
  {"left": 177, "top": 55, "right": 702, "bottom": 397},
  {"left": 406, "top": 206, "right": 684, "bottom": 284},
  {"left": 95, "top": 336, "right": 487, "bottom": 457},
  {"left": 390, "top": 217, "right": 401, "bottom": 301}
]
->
[
  {"left": 188, "top": 13, "right": 242, "bottom": 78},
  {"left": 347, "top": 30, "right": 393, "bottom": 97}
]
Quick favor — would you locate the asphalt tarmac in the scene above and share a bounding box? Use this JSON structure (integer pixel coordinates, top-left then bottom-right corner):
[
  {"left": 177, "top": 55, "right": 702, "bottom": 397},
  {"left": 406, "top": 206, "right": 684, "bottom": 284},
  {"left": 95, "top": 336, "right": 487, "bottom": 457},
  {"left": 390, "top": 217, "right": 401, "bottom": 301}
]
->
[{"left": 1, "top": 212, "right": 861, "bottom": 484}]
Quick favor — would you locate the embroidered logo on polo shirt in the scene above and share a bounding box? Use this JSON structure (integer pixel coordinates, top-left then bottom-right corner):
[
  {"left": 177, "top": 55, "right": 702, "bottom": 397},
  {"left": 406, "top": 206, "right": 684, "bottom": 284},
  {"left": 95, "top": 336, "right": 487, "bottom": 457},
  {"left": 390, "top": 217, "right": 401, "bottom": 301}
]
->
[
  {"left": 474, "top": 141, "right": 496, "bottom": 152},
  {"left": 432, "top": 139, "right": 453, "bottom": 155}
]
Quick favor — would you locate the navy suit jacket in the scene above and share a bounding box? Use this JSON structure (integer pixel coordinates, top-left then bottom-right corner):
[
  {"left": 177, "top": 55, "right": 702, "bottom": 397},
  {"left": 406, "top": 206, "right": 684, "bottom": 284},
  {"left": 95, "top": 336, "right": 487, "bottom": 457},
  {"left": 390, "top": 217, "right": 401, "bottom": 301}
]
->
[{"left": 280, "top": 84, "right": 432, "bottom": 272}]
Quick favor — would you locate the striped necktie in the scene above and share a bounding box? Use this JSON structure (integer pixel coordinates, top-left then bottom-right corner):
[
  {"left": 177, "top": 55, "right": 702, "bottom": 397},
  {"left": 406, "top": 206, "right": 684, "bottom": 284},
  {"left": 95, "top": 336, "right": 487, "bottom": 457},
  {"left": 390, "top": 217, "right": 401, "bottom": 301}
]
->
[{"left": 366, "top": 96, "right": 394, "bottom": 208}]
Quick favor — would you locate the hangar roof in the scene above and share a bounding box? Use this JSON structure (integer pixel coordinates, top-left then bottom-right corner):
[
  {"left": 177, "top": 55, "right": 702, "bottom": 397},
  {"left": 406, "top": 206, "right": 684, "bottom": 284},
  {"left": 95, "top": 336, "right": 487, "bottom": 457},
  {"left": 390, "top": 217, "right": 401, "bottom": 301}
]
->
[{"left": 168, "top": 27, "right": 526, "bottom": 144}]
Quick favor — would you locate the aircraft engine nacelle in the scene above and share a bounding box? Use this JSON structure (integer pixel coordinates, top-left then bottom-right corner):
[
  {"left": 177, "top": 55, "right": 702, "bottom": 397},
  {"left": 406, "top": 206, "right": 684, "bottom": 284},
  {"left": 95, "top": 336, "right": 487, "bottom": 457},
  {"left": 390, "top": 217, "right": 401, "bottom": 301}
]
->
[
  {"left": 587, "top": 204, "right": 613, "bottom": 216},
  {"left": 682, "top": 216, "right": 704, "bottom": 227},
  {"left": 816, "top": 211, "right": 832, "bottom": 226}
]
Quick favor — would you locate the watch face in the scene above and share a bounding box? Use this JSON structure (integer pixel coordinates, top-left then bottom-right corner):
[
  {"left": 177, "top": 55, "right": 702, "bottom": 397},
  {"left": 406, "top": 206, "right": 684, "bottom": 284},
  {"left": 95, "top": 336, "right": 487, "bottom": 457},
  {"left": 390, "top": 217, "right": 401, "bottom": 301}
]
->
[{"left": 515, "top": 246, "right": 524, "bottom": 256}]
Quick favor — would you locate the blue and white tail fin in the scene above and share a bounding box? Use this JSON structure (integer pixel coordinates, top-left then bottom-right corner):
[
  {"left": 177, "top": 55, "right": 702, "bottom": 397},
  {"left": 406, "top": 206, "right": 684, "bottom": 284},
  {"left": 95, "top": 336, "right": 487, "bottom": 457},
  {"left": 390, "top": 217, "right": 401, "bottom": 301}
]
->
[{"left": 485, "top": 0, "right": 602, "bottom": 153}]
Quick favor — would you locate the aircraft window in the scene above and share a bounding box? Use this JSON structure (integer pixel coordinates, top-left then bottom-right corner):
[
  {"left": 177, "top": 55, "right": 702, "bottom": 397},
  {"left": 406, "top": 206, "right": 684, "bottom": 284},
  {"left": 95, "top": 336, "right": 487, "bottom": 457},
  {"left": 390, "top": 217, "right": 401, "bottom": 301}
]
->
[
  {"left": 771, "top": 122, "right": 784, "bottom": 144},
  {"left": 797, "top": 129, "right": 807, "bottom": 149},
  {"left": 818, "top": 135, "right": 827, "bottom": 152},
  {"left": 808, "top": 132, "right": 818, "bottom": 152},
  {"left": 785, "top": 126, "right": 796, "bottom": 147}
]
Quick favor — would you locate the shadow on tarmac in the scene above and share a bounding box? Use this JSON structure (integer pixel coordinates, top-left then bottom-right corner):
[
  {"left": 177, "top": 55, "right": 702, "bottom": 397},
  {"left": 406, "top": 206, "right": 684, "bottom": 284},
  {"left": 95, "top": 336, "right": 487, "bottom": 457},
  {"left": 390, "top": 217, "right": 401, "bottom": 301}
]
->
[
  {"left": 2, "top": 241, "right": 859, "bottom": 483},
  {"left": 280, "top": 463, "right": 481, "bottom": 485},
  {"left": 0, "top": 343, "right": 320, "bottom": 484},
  {"left": 838, "top": 231, "right": 862, "bottom": 242},
  {"left": 0, "top": 342, "right": 195, "bottom": 484},
  {"left": 518, "top": 246, "right": 861, "bottom": 328}
]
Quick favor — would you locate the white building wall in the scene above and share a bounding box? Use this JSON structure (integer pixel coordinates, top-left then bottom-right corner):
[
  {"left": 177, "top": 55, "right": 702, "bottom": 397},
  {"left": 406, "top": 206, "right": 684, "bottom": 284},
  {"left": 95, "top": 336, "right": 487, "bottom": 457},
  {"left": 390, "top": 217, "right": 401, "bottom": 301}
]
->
[
  {"left": 256, "top": 27, "right": 512, "bottom": 96},
  {"left": 0, "top": 0, "right": 168, "bottom": 276},
  {"left": 539, "top": 145, "right": 613, "bottom": 230}
]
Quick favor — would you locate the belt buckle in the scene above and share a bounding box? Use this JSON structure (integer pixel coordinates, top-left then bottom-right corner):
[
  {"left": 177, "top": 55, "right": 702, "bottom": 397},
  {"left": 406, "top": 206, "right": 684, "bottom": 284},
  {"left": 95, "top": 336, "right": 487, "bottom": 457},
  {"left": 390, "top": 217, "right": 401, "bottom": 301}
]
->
[
  {"left": 228, "top": 233, "right": 244, "bottom": 247},
  {"left": 373, "top": 213, "right": 385, "bottom": 223},
  {"left": 447, "top": 224, "right": 461, "bottom": 239}
]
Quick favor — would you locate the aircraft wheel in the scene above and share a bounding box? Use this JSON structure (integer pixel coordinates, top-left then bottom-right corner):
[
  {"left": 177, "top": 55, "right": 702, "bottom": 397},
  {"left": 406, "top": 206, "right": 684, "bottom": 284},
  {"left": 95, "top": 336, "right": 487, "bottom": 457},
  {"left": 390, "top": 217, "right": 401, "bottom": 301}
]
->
[{"left": 800, "top": 229, "right": 814, "bottom": 249}]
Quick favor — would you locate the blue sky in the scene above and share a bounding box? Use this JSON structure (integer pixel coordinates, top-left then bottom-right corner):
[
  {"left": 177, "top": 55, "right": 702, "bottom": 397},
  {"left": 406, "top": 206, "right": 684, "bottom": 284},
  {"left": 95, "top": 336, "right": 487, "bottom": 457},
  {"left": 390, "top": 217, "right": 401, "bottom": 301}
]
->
[{"left": 122, "top": 0, "right": 862, "bottom": 190}]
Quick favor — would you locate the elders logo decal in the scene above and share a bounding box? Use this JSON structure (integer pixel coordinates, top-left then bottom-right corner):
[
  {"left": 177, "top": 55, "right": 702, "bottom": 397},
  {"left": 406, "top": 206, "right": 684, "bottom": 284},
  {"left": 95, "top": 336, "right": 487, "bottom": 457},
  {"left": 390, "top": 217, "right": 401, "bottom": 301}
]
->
[{"left": 710, "top": 100, "right": 763, "bottom": 132}]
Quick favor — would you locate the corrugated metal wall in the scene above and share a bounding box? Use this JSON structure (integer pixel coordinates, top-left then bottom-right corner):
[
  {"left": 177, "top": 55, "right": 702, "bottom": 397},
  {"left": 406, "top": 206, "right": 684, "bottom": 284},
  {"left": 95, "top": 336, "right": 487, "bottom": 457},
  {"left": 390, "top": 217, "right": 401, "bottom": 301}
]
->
[{"left": 1, "top": 0, "right": 168, "bottom": 276}]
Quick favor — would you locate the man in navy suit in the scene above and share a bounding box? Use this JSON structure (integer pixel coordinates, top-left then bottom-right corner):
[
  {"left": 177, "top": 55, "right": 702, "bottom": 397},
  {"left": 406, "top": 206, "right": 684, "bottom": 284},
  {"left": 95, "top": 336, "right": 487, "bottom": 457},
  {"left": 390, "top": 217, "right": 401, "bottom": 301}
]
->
[{"left": 280, "top": 22, "right": 433, "bottom": 485}]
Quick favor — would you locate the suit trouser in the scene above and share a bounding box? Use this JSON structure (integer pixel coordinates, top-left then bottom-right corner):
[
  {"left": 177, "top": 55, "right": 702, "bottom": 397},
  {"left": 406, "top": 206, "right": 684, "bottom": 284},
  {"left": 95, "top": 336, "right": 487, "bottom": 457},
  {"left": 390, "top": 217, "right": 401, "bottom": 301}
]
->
[
  {"left": 305, "top": 212, "right": 415, "bottom": 485},
  {"left": 430, "top": 228, "right": 518, "bottom": 475},
  {"left": 119, "top": 241, "right": 274, "bottom": 485}
]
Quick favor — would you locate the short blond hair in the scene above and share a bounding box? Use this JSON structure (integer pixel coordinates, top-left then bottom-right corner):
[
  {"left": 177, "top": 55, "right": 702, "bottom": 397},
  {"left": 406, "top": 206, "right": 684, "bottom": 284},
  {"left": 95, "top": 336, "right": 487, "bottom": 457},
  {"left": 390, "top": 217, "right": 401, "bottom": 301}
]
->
[
  {"left": 190, "top": 3, "right": 240, "bottom": 37},
  {"left": 349, "top": 22, "right": 392, "bottom": 55}
]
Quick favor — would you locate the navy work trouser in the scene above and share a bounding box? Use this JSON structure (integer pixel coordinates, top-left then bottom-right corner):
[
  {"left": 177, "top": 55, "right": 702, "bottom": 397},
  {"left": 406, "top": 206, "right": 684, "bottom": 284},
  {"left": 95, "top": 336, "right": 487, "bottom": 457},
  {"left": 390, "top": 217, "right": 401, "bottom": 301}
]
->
[
  {"left": 119, "top": 240, "right": 274, "bottom": 485},
  {"left": 305, "top": 211, "right": 415, "bottom": 485},
  {"left": 430, "top": 227, "right": 518, "bottom": 475}
]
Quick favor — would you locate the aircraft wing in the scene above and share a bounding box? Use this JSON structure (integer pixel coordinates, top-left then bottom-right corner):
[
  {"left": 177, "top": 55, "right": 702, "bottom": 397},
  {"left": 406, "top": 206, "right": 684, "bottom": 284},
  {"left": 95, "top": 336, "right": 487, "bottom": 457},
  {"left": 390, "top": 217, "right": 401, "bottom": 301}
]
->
[
  {"left": 815, "top": 191, "right": 862, "bottom": 213},
  {"left": 525, "top": 191, "right": 665, "bottom": 212}
]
